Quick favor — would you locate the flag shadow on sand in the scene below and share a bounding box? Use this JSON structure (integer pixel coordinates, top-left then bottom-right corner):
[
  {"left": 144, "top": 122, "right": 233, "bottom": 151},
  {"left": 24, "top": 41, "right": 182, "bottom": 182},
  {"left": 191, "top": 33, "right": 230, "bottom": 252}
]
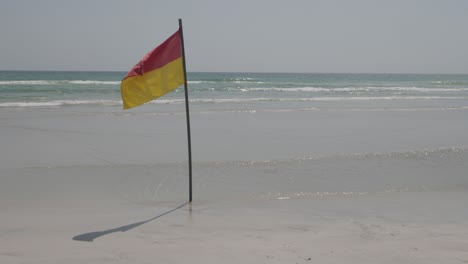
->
[{"left": 73, "top": 202, "right": 189, "bottom": 242}]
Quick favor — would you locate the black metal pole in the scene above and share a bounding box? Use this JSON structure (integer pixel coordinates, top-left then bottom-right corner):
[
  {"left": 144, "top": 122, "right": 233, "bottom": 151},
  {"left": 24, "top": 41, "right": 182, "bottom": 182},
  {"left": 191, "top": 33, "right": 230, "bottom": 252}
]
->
[{"left": 179, "top": 18, "right": 192, "bottom": 202}]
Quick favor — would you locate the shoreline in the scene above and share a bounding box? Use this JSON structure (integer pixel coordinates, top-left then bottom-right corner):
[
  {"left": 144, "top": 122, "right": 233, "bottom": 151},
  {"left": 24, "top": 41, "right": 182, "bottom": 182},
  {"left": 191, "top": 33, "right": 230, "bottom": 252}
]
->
[{"left": 1, "top": 106, "right": 468, "bottom": 263}]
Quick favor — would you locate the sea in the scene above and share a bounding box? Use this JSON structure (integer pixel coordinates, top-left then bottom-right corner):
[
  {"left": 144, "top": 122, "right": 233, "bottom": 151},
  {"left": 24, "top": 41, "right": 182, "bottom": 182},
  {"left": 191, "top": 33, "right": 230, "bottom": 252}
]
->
[
  {"left": 1, "top": 71, "right": 468, "bottom": 112},
  {"left": 1, "top": 71, "right": 468, "bottom": 210},
  {"left": 2, "top": 71, "right": 468, "bottom": 264}
]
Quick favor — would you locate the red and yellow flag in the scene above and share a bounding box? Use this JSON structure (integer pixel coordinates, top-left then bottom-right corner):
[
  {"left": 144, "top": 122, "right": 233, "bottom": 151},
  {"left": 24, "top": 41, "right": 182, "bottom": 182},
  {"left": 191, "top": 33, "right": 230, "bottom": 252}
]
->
[{"left": 121, "top": 29, "right": 185, "bottom": 109}]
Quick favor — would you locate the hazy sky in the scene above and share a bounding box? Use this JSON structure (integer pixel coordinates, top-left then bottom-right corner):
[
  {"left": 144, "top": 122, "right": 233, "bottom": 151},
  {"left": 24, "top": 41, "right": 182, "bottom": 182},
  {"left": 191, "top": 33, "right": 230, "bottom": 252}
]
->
[{"left": 1, "top": 0, "right": 468, "bottom": 73}]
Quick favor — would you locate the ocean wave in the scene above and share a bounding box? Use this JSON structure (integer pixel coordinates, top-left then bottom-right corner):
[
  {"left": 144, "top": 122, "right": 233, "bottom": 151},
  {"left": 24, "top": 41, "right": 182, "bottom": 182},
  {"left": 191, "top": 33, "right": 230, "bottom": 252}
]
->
[
  {"left": 0, "top": 100, "right": 120, "bottom": 108},
  {"left": 188, "top": 80, "right": 266, "bottom": 84},
  {"left": 189, "top": 96, "right": 467, "bottom": 104},
  {"left": 0, "top": 80, "right": 120, "bottom": 85},
  {"left": 68, "top": 80, "right": 120, "bottom": 85},
  {"left": 243, "top": 87, "right": 330, "bottom": 92},
  {"left": 234, "top": 146, "right": 468, "bottom": 167},
  {"left": 299, "top": 146, "right": 468, "bottom": 162},
  {"left": 244, "top": 87, "right": 468, "bottom": 93},
  {"left": 2, "top": 96, "right": 467, "bottom": 108},
  {"left": 295, "top": 96, "right": 467, "bottom": 101}
]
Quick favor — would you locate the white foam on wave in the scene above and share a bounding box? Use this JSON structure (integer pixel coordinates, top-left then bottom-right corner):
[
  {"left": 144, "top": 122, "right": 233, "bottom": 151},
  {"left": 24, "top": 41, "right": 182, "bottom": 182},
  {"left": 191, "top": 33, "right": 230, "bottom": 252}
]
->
[
  {"left": 193, "top": 96, "right": 467, "bottom": 104},
  {"left": 0, "top": 100, "right": 120, "bottom": 108},
  {"left": 248, "top": 87, "right": 329, "bottom": 92},
  {"left": 244, "top": 87, "right": 468, "bottom": 93},
  {"left": 123, "top": 96, "right": 468, "bottom": 105},
  {"left": 239, "top": 146, "right": 468, "bottom": 166},
  {"left": 188, "top": 80, "right": 266, "bottom": 84},
  {"left": 0, "top": 80, "right": 54, "bottom": 85},
  {"left": 295, "top": 96, "right": 467, "bottom": 101},
  {"left": 2, "top": 95, "right": 466, "bottom": 109},
  {"left": 0, "top": 80, "right": 120, "bottom": 85},
  {"left": 366, "top": 87, "right": 468, "bottom": 92},
  {"left": 67, "top": 80, "right": 120, "bottom": 85},
  {"left": 232, "top": 81, "right": 266, "bottom": 84}
]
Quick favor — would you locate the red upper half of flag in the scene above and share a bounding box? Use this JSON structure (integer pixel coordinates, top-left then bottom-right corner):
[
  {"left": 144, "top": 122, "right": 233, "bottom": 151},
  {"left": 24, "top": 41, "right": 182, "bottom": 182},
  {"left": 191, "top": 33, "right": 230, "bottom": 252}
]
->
[{"left": 123, "top": 29, "right": 182, "bottom": 79}]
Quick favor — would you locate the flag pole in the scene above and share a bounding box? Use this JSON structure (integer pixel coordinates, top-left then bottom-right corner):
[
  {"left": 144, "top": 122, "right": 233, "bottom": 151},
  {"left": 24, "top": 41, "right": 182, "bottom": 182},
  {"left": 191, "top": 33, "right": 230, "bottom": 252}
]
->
[{"left": 178, "top": 18, "right": 192, "bottom": 203}]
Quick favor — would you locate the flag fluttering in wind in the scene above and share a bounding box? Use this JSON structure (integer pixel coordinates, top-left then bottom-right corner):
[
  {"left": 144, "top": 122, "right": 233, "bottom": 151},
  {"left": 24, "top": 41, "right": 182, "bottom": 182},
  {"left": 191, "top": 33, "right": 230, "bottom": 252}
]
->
[
  {"left": 121, "top": 29, "right": 184, "bottom": 109},
  {"left": 120, "top": 20, "right": 193, "bottom": 203}
]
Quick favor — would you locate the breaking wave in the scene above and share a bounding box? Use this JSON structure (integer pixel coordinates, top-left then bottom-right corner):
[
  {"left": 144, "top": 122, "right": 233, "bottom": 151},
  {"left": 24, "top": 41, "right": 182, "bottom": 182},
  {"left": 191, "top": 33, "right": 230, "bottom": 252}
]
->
[
  {"left": 244, "top": 87, "right": 468, "bottom": 93},
  {"left": 2, "top": 96, "right": 467, "bottom": 109},
  {"left": 0, "top": 80, "right": 120, "bottom": 85},
  {"left": 0, "top": 100, "right": 120, "bottom": 108}
]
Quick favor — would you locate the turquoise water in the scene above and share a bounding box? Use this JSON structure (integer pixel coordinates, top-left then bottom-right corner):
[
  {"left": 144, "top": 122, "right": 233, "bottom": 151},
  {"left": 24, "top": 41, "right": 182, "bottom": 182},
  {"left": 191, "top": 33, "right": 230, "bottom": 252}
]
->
[{"left": 1, "top": 71, "right": 468, "bottom": 111}]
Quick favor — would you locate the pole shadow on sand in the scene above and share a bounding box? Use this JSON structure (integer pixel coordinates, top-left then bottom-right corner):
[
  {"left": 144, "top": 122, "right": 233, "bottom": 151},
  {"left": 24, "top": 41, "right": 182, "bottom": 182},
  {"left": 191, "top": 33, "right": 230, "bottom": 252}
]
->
[{"left": 73, "top": 202, "right": 190, "bottom": 242}]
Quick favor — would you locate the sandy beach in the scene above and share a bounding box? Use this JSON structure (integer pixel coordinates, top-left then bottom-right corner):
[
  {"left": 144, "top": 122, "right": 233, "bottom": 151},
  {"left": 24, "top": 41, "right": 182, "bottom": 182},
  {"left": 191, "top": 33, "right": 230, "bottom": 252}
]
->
[
  {"left": 1, "top": 105, "right": 468, "bottom": 263},
  {"left": 2, "top": 0, "right": 468, "bottom": 261}
]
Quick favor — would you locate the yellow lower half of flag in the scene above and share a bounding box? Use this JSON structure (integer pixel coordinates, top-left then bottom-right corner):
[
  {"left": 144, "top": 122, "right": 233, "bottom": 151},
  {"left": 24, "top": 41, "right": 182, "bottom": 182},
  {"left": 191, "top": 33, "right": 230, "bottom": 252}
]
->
[{"left": 121, "top": 58, "right": 185, "bottom": 109}]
